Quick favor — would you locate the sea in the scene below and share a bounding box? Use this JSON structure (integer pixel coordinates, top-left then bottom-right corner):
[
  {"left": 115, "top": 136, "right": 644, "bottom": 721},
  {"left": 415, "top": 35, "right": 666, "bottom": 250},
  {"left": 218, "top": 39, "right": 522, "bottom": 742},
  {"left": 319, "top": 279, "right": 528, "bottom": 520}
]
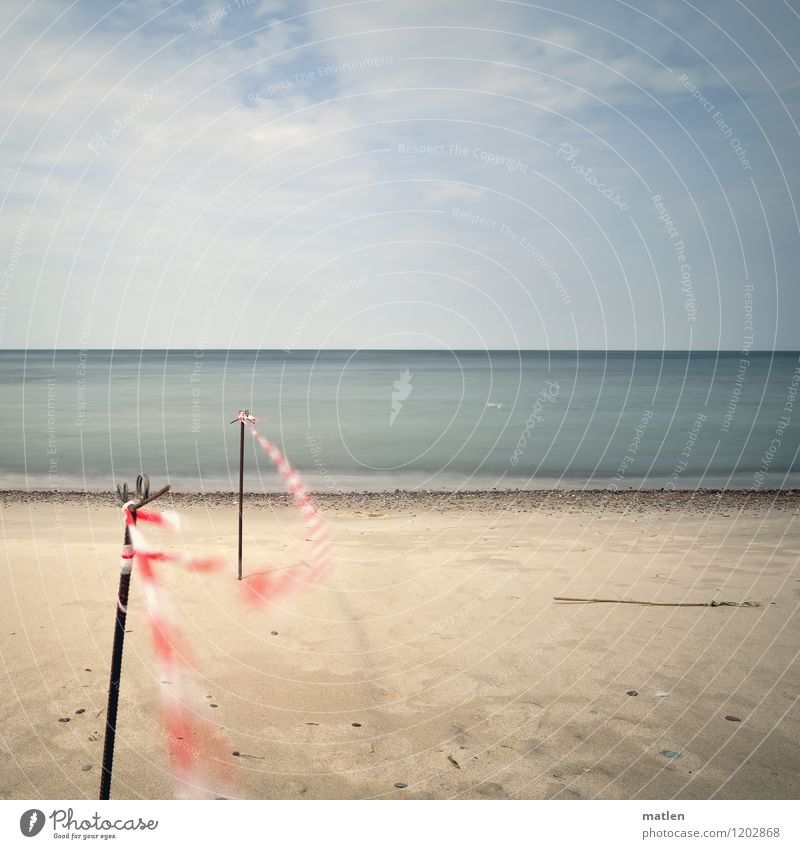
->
[{"left": 1, "top": 349, "right": 798, "bottom": 492}]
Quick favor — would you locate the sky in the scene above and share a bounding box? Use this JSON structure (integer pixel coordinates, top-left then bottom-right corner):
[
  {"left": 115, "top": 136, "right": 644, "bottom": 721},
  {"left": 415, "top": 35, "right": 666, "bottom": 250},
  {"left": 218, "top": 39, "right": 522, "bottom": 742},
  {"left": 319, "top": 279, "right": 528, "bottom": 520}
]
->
[{"left": 0, "top": 0, "right": 799, "bottom": 351}]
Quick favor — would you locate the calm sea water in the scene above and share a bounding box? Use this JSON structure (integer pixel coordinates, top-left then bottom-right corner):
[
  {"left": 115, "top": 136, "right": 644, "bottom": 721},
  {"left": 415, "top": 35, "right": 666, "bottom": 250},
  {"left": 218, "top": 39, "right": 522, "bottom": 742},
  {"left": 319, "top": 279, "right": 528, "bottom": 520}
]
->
[{"left": 1, "top": 349, "right": 798, "bottom": 491}]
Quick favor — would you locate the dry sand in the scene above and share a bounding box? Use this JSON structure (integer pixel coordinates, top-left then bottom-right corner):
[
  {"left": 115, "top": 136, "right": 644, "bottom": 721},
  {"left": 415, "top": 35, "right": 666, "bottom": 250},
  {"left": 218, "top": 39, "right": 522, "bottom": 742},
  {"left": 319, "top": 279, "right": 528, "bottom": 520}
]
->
[{"left": 0, "top": 490, "right": 798, "bottom": 800}]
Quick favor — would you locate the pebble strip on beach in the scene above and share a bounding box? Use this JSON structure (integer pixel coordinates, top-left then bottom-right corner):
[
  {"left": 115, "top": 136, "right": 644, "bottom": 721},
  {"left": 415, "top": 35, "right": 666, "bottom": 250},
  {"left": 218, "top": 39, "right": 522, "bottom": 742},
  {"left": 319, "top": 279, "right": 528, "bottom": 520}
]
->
[{"left": 1, "top": 488, "right": 798, "bottom": 514}]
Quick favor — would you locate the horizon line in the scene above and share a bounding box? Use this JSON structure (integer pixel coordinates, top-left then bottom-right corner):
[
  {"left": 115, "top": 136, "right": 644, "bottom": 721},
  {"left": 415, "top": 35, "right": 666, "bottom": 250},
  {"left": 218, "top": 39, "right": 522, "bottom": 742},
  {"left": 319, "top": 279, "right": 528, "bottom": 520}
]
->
[{"left": 2, "top": 347, "right": 798, "bottom": 354}]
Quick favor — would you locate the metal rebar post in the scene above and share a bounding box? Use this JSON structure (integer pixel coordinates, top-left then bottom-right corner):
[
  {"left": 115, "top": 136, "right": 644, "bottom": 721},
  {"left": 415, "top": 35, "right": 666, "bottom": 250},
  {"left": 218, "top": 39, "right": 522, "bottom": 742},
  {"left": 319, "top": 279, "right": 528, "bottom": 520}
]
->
[
  {"left": 238, "top": 420, "right": 244, "bottom": 580},
  {"left": 99, "top": 479, "right": 169, "bottom": 800}
]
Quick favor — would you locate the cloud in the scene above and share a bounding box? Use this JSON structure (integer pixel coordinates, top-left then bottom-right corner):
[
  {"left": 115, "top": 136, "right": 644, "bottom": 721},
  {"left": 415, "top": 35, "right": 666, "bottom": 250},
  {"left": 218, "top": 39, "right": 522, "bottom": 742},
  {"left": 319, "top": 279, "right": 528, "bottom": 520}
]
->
[
  {"left": 0, "top": 0, "right": 798, "bottom": 349},
  {"left": 421, "top": 183, "right": 484, "bottom": 205}
]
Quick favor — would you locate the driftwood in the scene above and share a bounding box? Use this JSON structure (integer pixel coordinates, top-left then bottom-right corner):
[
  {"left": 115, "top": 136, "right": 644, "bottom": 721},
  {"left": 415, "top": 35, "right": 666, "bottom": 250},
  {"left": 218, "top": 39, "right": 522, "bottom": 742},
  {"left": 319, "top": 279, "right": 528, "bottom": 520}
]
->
[{"left": 553, "top": 596, "right": 761, "bottom": 608}]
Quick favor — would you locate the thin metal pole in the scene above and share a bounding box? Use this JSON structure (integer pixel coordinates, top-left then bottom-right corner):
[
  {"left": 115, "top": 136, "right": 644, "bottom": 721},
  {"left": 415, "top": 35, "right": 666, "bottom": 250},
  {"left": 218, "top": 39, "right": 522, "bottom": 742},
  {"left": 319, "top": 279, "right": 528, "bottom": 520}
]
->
[
  {"left": 99, "top": 481, "right": 169, "bottom": 800},
  {"left": 99, "top": 517, "right": 135, "bottom": 800},
  {"left": 238, "top": 420, "right": 244, "bottom": 580}
]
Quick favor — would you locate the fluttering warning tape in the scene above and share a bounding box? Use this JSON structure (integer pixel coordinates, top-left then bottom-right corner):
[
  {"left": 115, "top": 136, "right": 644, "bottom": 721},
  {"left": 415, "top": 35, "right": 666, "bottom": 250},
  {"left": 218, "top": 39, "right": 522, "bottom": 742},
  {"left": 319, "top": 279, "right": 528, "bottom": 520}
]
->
[
  {"left": 122, "top": 425, "right": 333, "bottom": 797},
  {"left": 233, "top": 410, "right": 258, "bottom": 424}
]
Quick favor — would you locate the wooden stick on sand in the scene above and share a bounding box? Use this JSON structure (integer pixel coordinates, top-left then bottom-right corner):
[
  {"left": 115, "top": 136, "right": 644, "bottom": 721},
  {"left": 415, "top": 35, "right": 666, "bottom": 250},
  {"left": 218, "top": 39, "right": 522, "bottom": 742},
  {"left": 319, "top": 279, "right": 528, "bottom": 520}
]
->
[{"left": 553, "top": 596, "right": 761, "bottom": 608}]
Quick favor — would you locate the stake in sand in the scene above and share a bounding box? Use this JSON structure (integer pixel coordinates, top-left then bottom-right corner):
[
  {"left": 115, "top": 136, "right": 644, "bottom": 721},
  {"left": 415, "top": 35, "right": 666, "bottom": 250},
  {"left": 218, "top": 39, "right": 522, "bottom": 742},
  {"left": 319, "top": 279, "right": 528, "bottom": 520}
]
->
[
  {"left": 230, "top": 410, "right": 257, "bottom": 580},
  {"left": 100, "top": 475, "right": 170, "bottom": 801}
]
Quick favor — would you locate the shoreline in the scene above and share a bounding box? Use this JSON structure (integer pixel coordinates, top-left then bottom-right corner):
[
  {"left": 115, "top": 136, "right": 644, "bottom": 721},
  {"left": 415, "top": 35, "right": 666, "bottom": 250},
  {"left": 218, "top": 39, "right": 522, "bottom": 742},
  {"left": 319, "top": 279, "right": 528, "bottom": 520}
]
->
[{"left": 1, "top": 488, "right": 798, "bottom": 512}]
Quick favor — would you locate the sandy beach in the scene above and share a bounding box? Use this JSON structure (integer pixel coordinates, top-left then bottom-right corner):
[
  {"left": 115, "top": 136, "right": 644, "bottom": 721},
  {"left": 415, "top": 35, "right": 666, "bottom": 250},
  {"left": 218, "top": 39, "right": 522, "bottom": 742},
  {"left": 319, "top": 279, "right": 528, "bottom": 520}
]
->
[{"left": 1, "top": 490, "right": 798, "bottom": 800}]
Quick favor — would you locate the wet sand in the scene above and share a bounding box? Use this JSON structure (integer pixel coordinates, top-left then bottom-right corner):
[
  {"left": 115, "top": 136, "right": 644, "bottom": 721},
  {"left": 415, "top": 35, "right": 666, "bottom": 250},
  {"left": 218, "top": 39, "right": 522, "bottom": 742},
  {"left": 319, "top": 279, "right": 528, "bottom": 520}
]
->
[{"left": 1, "top": 490, "right": 798, "bottom": 799}]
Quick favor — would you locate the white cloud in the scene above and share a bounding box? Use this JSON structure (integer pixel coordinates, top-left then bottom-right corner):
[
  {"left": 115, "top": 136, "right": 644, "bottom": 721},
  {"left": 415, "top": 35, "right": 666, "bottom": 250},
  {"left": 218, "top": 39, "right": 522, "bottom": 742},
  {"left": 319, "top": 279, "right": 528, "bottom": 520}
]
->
[{"left": 0, "top": 0, "right": 797, "bottom": 349}]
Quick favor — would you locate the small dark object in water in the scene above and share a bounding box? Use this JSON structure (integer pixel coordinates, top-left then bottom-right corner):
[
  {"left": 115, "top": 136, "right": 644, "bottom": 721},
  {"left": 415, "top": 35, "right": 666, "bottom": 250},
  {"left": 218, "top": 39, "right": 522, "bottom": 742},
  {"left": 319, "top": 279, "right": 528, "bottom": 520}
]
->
[
  {"left": 626, "top": 690, "right": 639, "bottom": 696},
  {"left": 58, "top": 717, "right": 70, "bottom": 723},
  {"left": 394, "top": 782, "right": 408, "bottom": 789},
  {"left": 725, "top": 715, "right": 742, "bottom": 722}
]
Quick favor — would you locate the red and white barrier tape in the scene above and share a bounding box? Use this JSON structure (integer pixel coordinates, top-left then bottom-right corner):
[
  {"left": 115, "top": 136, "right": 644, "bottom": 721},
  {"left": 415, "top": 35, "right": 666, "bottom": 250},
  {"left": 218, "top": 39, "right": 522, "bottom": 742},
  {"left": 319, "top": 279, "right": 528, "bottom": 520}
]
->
[
  {"left": 121, "top": 425, "right": 333, "bottom": 797},
  {"left": 234, "top": 410, "right": 258, "bottom": 424}
]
